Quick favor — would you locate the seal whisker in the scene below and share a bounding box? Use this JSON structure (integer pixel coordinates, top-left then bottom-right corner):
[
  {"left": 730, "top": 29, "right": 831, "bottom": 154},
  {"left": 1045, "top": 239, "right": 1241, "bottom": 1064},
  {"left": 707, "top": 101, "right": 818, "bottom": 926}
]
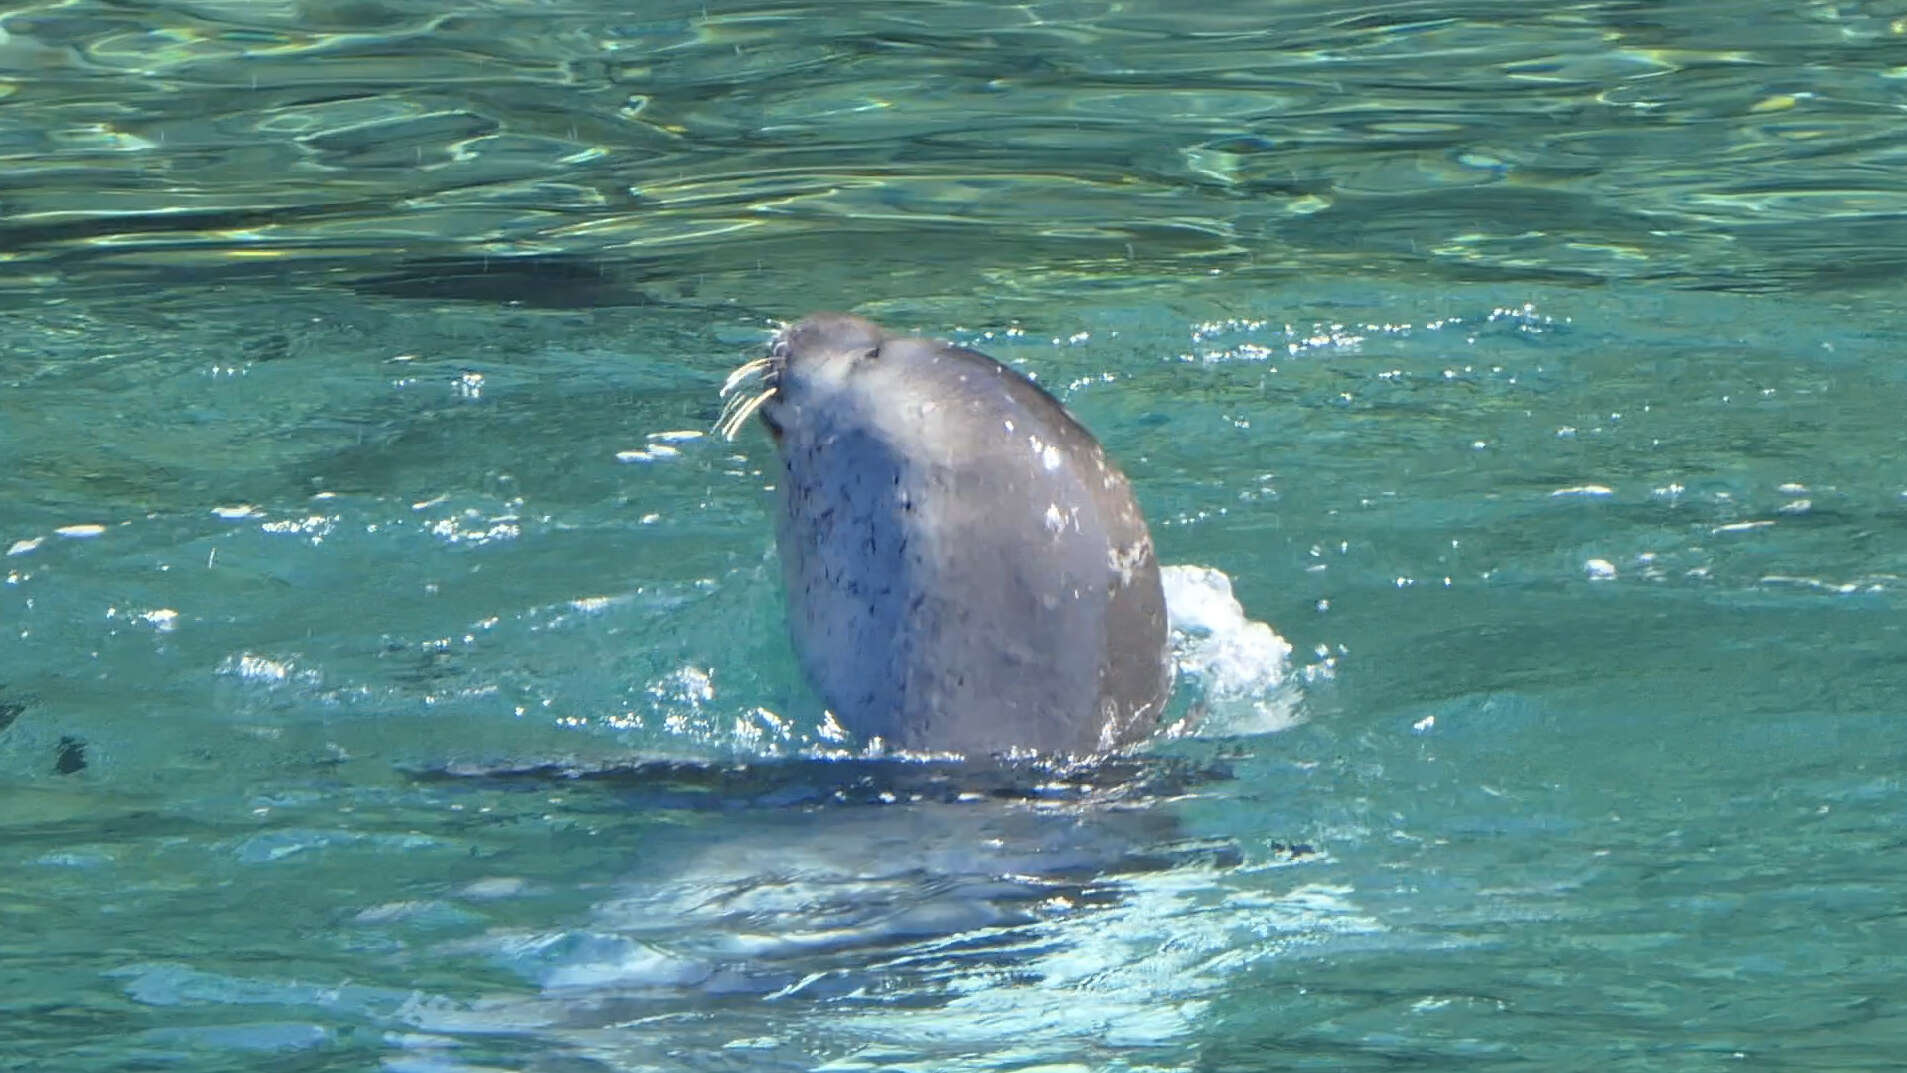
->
[
  {"left": 720, "top": 357, "right": 775, "bottom": 397},
  {"left": 715, "top": 386, "right": 777, "bottom": 440}
]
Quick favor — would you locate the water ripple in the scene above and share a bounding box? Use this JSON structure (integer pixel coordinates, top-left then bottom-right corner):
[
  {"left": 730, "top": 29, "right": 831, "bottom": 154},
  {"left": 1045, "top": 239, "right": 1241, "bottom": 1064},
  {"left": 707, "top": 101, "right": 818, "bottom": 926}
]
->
[{"left": 5, "top": 1, "right": 1906, "bottom": 296}]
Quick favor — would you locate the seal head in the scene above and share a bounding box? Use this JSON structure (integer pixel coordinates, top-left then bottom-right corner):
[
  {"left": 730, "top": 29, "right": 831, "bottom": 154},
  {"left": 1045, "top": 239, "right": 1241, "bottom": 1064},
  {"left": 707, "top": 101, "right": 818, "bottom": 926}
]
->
[{"left": 723, "top": 313, "right": 1169, "bottom": 758}]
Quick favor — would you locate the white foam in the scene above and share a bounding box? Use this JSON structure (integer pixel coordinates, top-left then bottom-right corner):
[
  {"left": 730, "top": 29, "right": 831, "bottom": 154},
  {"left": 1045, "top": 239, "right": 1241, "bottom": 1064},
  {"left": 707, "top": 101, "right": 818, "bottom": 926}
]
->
[{"left": 1160, "top": 564, "right": 1304, "bottom": 736}]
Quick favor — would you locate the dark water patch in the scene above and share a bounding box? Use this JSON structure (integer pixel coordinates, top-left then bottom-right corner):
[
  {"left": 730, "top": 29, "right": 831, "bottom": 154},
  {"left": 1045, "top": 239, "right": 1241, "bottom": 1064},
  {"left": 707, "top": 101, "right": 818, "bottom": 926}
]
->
[
  {"left": 409, "top": 750, "right": 1245, "bottom": 815},
  {"left": 53, "top": 735, "right": 86, "bottom": 775}
]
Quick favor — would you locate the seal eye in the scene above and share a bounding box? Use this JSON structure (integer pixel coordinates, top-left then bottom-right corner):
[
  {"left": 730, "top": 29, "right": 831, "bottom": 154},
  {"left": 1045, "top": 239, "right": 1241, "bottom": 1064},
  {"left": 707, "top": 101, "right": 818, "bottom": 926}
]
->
[{"left": 861, "top": 345, "right": 881, "bottom": 362}]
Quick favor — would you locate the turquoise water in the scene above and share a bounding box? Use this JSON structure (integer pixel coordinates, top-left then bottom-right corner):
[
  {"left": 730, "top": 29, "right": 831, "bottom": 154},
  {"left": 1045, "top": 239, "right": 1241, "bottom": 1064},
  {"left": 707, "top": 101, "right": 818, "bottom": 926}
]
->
[{"left": 6, "top": 1, "right": 1907, "bottom": 1069}]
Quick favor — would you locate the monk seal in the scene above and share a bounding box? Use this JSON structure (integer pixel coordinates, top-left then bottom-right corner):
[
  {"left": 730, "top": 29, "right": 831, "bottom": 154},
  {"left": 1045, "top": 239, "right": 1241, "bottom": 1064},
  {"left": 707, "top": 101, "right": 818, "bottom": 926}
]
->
[{"left": 719, "top": 313, "right": 1170, "bottom": 758}]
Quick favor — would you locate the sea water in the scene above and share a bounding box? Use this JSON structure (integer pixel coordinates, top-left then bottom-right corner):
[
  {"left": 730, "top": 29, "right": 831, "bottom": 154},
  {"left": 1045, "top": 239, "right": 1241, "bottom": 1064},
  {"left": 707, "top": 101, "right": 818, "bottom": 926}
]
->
[{"left": 4, "top": 2, "right": 1906, "bottom": 1070}]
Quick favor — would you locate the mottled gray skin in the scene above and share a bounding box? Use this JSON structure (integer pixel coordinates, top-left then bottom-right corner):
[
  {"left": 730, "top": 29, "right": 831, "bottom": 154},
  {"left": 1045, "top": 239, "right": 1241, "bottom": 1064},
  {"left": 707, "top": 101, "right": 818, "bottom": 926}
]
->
[{"left": 757, "top": 312, "right": 1169, "bottom": 758}]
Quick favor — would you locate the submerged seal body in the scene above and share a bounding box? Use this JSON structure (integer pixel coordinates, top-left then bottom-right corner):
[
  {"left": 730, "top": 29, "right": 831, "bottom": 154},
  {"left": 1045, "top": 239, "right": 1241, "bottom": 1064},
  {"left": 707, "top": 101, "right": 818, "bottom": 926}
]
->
[{"left": 722, "top": 313, "right": 1169, "bottom": 757}]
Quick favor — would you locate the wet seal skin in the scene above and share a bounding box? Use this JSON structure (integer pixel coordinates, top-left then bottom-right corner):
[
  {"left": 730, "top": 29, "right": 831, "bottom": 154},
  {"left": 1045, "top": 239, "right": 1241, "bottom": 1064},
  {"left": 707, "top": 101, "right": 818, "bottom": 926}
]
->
[{"left": 720, "top": 313, "right": 1170, "bottom": 758}]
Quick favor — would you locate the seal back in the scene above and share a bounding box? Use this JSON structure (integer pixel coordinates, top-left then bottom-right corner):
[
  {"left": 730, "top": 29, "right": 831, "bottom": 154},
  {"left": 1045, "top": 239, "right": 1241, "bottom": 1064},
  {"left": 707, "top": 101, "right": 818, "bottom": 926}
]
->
[{"left": 750, "top": 313, "right": 1169, "bottom": 757}]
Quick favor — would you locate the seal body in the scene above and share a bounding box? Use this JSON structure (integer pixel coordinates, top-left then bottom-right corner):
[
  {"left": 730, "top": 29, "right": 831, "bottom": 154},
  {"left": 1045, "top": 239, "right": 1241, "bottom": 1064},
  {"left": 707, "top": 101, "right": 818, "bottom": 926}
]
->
[{"left": 753, "top": 313, "right": 1169, "bottom": 757}]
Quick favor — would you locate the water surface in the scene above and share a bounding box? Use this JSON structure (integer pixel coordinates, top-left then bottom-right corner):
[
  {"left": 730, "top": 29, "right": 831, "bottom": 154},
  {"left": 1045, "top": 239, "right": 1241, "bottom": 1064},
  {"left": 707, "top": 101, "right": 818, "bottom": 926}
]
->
[{"left": 4, "top": 1, "right": 1907, "bottom": 1070}]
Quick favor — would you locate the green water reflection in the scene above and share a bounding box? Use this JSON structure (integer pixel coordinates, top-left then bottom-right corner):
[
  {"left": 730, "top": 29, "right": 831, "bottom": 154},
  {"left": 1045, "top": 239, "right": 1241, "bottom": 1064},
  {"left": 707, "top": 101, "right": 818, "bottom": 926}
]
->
[{"left": 4, "top": 2, "right": 1907, "bottom": 1071}]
